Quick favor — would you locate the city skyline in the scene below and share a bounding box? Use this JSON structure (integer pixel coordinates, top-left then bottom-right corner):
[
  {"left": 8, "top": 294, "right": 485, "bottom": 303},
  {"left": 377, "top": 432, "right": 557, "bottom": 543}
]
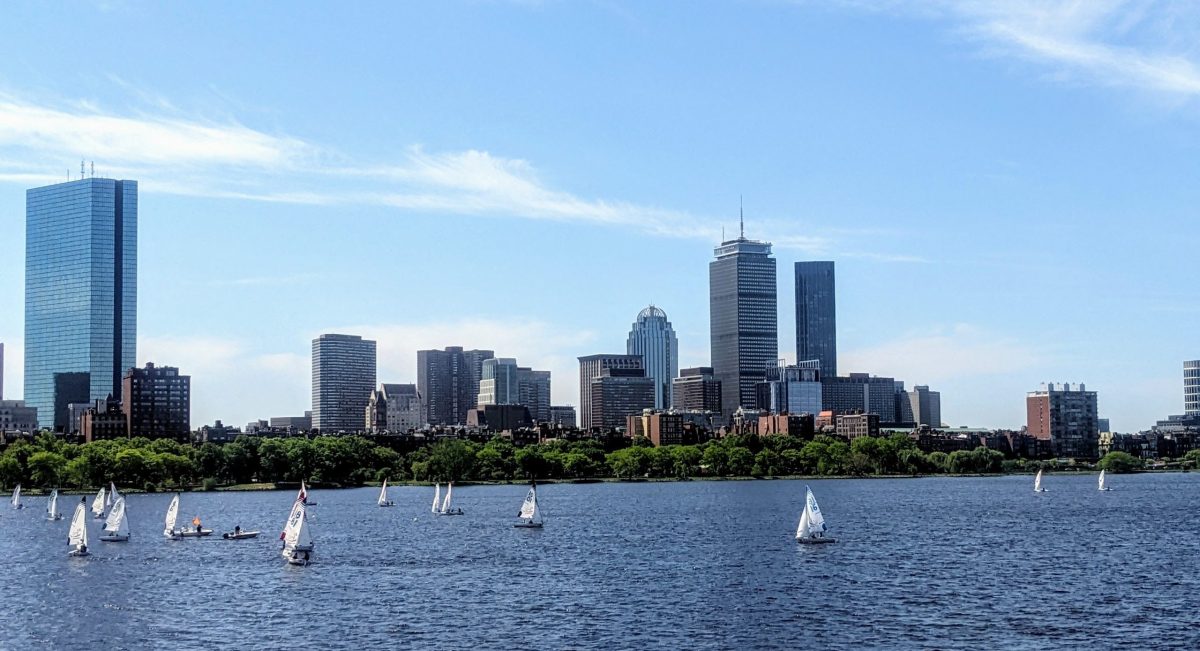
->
[{"left": 0, "top": 2, "right": 1198, "bottom": 431}]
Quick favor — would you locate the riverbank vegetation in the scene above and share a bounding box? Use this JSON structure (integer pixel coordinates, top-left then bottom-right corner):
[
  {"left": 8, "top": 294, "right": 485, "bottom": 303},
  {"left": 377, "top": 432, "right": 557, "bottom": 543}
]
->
[{"left": 0, "top": 432, "right": 1173, "bottom": 491}]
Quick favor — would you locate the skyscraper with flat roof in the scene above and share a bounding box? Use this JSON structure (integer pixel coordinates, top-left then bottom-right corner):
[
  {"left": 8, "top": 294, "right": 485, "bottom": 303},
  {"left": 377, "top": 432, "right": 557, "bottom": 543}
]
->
[
  {"left": 626, "top": 306, "right": 679, "bottom": 410},
  {"left": 795, "top": 261, "right": 837, "bottom": 377},
  {"left": 709, "top": 223, "right": 777, "bottom": 422},
  {"left": 25, "top": 178, "right": 137, "bottom": 430},
  {"left": 1186, "top": 360, "right": 1200, "bottom": 416},
  {"left": 312, "top": 334, "right": 376, "bottom": 432}
]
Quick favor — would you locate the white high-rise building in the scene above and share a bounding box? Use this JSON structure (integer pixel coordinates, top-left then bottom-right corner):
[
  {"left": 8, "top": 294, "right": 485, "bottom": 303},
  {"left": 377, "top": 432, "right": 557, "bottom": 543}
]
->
[
  {"left": 626, "top": 306, "right": 679, "bottom": 410},
  {"left": 478, "top": 358, "right": 520, "bottom": 406}
]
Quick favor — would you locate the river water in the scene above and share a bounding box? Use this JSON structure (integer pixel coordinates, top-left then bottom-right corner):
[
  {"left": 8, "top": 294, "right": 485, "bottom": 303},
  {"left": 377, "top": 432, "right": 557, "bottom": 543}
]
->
[{"left": 2, "top": 473, "right": 1198, "bottom": 650}]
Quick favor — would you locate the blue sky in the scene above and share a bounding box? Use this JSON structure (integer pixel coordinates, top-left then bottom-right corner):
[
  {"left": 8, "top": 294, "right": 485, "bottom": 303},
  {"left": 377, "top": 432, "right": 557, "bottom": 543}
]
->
[{"left": 1, "top": 1, "right": 1198, "bottom": 431}]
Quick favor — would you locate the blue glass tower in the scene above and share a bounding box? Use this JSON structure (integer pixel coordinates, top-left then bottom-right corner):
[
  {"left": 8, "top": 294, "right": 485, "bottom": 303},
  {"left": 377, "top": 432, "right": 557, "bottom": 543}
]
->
[{"left": 24, "top": 178, "right": 137, "bottom": 430}]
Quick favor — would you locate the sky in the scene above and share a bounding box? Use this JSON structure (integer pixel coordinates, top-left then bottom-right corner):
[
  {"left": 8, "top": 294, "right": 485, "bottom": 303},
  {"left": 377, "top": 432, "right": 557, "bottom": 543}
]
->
[{"left": 0, "top": 0, "right": 1198, "bottom": 432}]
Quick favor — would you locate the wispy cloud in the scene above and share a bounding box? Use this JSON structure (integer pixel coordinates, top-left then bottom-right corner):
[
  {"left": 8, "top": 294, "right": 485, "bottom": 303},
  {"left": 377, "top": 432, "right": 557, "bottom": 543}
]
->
[
  {"left": 840, "top": 323, "right": 1043, "bottom": 383},
  {"left": 835, "top": 0, "right": 1200, "bottom": 98}
]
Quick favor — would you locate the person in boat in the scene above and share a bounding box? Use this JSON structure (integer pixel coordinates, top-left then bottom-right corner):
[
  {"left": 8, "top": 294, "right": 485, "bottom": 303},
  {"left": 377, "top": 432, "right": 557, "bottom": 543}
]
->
[
  {"left": 234, "top": 525, "right": 241, "bottom": 536},
  {"left": 79, "top": 544, "right": 87, "bottom": 554},
  {"left": 193, "top": 516, "right": 202, "bottom": 533}
]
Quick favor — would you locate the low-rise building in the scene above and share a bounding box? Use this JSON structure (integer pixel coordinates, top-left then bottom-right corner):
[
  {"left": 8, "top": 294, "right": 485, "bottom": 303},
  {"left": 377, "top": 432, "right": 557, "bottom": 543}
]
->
[
  {"left": 548, "top": 405, "right": 576, "bottom": 428},
  {"left": 82, "top": 396, "right": 127, "bottom": 443},
  {"left": 758, "top": 413, "right": 815, "bottom": 438},
  {"left": 835, "top": 412, "right": 880, "bottom": 440},
  {"left": 0, "top": 400, "right": 38, "bottom": 433}
]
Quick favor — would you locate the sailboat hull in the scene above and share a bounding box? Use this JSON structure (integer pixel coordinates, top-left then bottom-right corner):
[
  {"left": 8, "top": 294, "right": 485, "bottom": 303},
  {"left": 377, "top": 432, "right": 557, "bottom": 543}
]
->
[
  {"left": 100, "top": 534, "right": 130, "bottom": 542},
  {"left": 514, "top": 521, "right": 543, "bottom": 528},
  {"left": 796, "top": 537, "right": 837, "bottom": 544},
  {"left": 437, "top": 509, "right": 464, "bottom": 516},
  {"left": 178, "top": 529, "right": 213, "bottom": 537},
  {"left": 46, "top": 515, "right": 63, "bottom": 521},
  {"left": 222, "top": 531, "right": 261, "bottom": 539},
  {"left": 378, "top": 501, "right": 394, "bottom": 507},
  {"left": 68, "top": 549, "right": 90, "bottom": 557},
  {"left": 1033, "top": 488, "right": 1047, "bottom": 493}
]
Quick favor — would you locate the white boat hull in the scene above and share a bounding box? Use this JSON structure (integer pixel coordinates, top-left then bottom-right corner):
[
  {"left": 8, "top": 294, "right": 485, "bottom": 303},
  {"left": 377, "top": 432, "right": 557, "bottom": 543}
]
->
[
  {"left": 437, "top": 509, "right": 464, "bottom": 516},
  {"left": 177, "top": 529, "right": 213, "bottom": 538},
  {"left": 796, "top": 537, "right": 837, "bottom": 544},
  {"left": 222, "top": 531, "right": 260, "bottom": 540},
  {"left": 47, "top": 515, "right": 63, "bottom": 521},
  {"left": 69, "top": 549, "right": 89, "bottom": 557},
  {"left": 378, "top": 502, "right": 394, "bottom": 507},
  {"left": 1033, "top": 488, "right": 1047, "bottom": 493},
  {"left": 100, "top": 534, "right": 130, "bottom": 542}
]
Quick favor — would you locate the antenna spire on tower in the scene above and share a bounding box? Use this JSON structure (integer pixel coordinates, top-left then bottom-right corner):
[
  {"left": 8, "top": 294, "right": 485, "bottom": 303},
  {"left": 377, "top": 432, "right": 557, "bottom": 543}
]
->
[{"left": 739, "top": 195, "right": 744, "bottom": 239}]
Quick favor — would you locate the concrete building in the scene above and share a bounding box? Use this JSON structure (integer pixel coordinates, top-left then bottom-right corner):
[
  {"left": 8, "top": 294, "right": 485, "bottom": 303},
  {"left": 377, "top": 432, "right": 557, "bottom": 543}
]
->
[
  {"left": 312, "top": 334, "right": 376, "bottom": 433},
  {"left": 123, "top": 363, "right": 191, "bottom": 441},
  {"left": 758, "top": 413, "right": 816, "bottom": 438},
  {"left": 756, "top": 360, "right": 822, "bottom": 415},
  {"left": 366, "top": 383, "right": 423, "bottom": 433},
  {"left": 709, "top": 223, "right": 777, "bottom": 423},
  {"left": 270, "top": 411, "right": 312, "bottom": 431},
  {"left": 25, "top": 178, "right": 137, "bottom": 430},
  {"left": 1027, "top": 382, "right": 1100, "bottom": 459},
  {"left": 626, "top": 306, "right": 679, "bottom": 409},
  {"left": 908, "top": 385, "right": 942, "bottom": 428},
  {"left": 478, "top": 358, "right": 520, "bottom": 406},
  {"left": 822, "top": 373, "right": 897, "bottom": 422},
  {"left": 549, "top": 405, "right": 577, "bottom": 428},
  {"left": 672, "top": 366, "right": 722, "bottom": 414},
  {"left": 836, "top": 412, "right": 880, "bottom": 440},
  {"left": 579, "top": 354, "right": 645, "bottom": 429},
  {"left": 81, "top": 395, "right": 126, "bottom": 442},
  {"left": 794, "top": 261, "right": 837, "bottom": 377},
  {"left": 0, "top": 400, "right": 38, "bottom": 433},
  {"left": 1186, "top": 360, "right": 1200, "bottom": 416},
  {"left": 467, "top": 404, "right": 533, "bottom": 431},
  {"left": 895, "top": 381, "right": 915, "bottom": 425},
  {"left": 0, "top": 342, "right": 4, "bottom": 400},
  {"left": 417, "top": 347, "right": 494, "bottom": 426},
  {"left": 198, "top": 421, "right": 241, "bottom": 444},
  {"left": 584, "top": 366, "right": 656, "bottom": 431},
  {"left": 517, "top": 367, "right": 552, "bottom": 423}
]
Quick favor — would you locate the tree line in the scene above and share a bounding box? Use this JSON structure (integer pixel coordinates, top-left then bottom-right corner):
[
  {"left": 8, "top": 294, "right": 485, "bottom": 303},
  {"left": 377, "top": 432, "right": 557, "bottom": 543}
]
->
[{"left": 0, "top": 432, "right": 1165, "bottom": 491}]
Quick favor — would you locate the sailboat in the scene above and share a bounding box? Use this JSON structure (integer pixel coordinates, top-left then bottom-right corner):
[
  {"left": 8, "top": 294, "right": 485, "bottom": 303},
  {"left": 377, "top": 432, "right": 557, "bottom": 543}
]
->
[
  {"left": 108, "top": 482, "right": 120, "bottom": 507},
  {"left": 10, "top": 483, "right": 23, "bottom": 510},
  {"left": 299, "top": 480, "right": 317, "bottom": 506},
  {"left": 281, "top": 499, "right": 314, "bottom": 566},
  {"left": 431, "top": 483, "right": 441, "bottom": 513},
  {"left": 514, "top": 481, "right": 544, "bottom": 528},
  {"left": 1098, "top": 469, "right": 1113, "bottom": 491},
  {"left": 68, "top": 502, "right": 90, "bottom": 557},
  {"left": 164, "top": 493, "right": 182, "bottom": 539},
  {"left": 1033, "top": 469, "right": 1047, "bottom": 493},
  {"left": 91, "top": 486, "right": 107, "bottom": 519},
  {"left": 100, "top": 496, "right": 131, "bottom": 542},
  {"left": 46, "top": 489, "right": 63, "bottom": 521},
  {"left": 437, "top": 482, "right": 464, "bottom": 516},
  {"left": 795, "top": 485, "right": 836, "bottom": 544},
  {"left": 377, "top": 479, "right": 394, "bottom": 507}
]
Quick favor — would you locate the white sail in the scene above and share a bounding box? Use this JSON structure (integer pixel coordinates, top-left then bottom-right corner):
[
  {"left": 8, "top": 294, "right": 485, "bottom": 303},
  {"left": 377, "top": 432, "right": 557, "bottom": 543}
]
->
[
  {"left": 378, "top": 479, "right": 389, "bottom": 505},
  {"left": 518, "top": 486, "right": 539, "bottom": 521},
  {"left": 164, "top": 494, "right": 180, "bottom": 537},
  {"left": 47, "top": 489, "right": 59, "bottom": 519},
  {"left": 432, "top": 483, "right": 441, "bottom": 513},
  {"left": 92, "top": 487, "right": 106, "bottom": 516},
  {"left": 441, "top": 482, "right": 454, "bottom": 513},
  {"left": 11, "top": 483, "right": 20, "bottom": 508},
  {"left": 1098, "top": 469, "right": 1107, "bottom": 491},
  {"left": 796, "top": 486, "right": 827, "bottom": 539},
  {"left": 68, "top": 503, "right": 88, "bottom": 548},
  {"left": 108, "top": 482, "right": 120, "bottom": 506},
  {"left": 1034, "top": 469, "right": 1043, "bottom": 492},
  {"left": 283, "top": 500, "right": 313, "bottom": 552},
  {"left": 105, "top": 497, "right": 130, "bottom": 536}
]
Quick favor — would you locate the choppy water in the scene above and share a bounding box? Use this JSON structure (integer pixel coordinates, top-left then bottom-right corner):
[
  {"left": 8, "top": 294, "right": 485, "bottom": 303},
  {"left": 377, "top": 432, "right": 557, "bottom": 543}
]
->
[{"left": 2, "top": 473, "right": 1199, "bottom": 650}]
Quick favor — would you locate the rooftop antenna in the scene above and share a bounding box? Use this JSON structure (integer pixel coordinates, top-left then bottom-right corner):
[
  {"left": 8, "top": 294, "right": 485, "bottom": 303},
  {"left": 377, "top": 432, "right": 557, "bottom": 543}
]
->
[
  {"left": 90, "top": 161, "right": 94, "bottom": 178},
  {"left": 739, "top": 195, "right": 744, "bottom": 239}
]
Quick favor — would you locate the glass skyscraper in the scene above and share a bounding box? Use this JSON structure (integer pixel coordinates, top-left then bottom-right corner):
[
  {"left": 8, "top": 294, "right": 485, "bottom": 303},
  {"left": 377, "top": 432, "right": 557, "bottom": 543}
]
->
[
  {"left": 626, "top": 306, "right": 679, "bottom": 410},
  {"left": 709, "top": 231, "right": 777, "bottom": 422},
  {"left": 24, "top": 178, "right": 137, "bottom": 430},
  {"left": 794, "top": 261, "right": 837, "bottom": 377}
]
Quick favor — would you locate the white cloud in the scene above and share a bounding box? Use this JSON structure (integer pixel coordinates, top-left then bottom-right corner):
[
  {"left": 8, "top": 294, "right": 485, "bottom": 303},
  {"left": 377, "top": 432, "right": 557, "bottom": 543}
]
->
[{"left": 840, "top": 323, "right": 1042, "bottom": 383}]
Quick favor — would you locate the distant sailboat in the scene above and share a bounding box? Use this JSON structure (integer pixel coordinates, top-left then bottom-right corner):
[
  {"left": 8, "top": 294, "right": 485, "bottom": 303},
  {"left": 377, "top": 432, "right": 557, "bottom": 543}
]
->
[
  {"left": 68, "top": 502, "right": 89, "bottom": 557},
  {"left": 795, "top": 485, "right": 836, "bottom": 544},
  {"left": 92, "top": 487, "right": 107, "bottom": 519},
  {"left": 378, "top": 479, "right": 394, "bottom": 507},
  {"left": 1098, "top": 469, "right": 1112, "bottom": 491},
  {"left": 101, "top": 496, "right": 131, "bottom": 542},
  {"left": 514, "top": 481, "right": 544, "bottom": 528},
  {"left": 46, "top": 489, "right": 63, "bottom": 521},
  {"left": 431, "top": 483, "right": 441, "bottom": 513},
  {"left": 164, "top": 494, "right": 182, "bottom": 539},
  {"left": 1034, "top": 469, "right": 1047, "bottom": 493},
  {"left": 10, "top": 483, "right": 23, "bottom": 510},
  {"left": 282, "top": 499, "right": 314, "bottom": 566},
  {"left": 437, "top": 482, "right": 464, "bottom": 516},
  {"left": 299, "top": 481, "right": 317, "bottom": 506},
  {"left": 107, "top": 482, "right": 120, "bottom": 507}
]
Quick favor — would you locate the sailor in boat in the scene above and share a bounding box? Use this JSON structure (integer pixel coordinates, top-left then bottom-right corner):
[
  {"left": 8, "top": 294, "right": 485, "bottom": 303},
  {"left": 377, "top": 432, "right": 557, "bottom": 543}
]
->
[
  {"left": 234, "top": 525, "right": 241, "bottom": 537},
  {"left": 192, "top": 516, "right": 203, "bottom": 533}
]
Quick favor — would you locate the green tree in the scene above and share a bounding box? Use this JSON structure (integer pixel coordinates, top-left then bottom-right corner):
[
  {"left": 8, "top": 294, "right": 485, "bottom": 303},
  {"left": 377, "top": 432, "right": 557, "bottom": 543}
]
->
[
  {"left": 727, "top": 447, "right": 754, "bottom": 476},
  {"left": 670, "top": 446, "right": 702, "bottom": 478},
  {"left": 515, "top": 447, "right": 549, "bottom": 479},
  {"left": 1098, "top": 451, "right": 1143, "bottom": 473},
  {"left": 27, "top": 451, "right": 67, "bottom": 487},
  {"left": 753, "top": 449, "right": 783, "bottom": 476},
  {"left": 561, "top": 453, "right": 595, "bottom": 478},
  {"left": 701, "top": 445, "right": 729, "bottom": 476},
  {"left": 258, "top": 439, "right": 290, "bottom": 483}
]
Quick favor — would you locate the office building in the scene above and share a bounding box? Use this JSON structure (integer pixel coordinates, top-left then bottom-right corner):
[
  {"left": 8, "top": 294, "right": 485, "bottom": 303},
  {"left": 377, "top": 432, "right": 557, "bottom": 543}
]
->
[
  {"left": 417, "top": 347, "right": 494, "bottom": 426},
  {"left": 517, "top": 367, "right": 552, "bottom": 423},
  {"left": 366, "top": 383, "right": 423, "bottom": 433},
  {"left": 549, "top": 405, "right": 577, "bottom": 428},
  {"left": 81, "top": 395, "right": 126, "bottom": 442},
  {"left": 794, "top": 261, "right": 837, "bottom": 377},
  {"left": 756, "top": 360, "right": 822, "bottom": 415},
  {"left": 0, "top": 342, "right": 4, "bottom": 399},
  {"left": 626, "top": 306, "right": 679, "bottom": 409},
  {"left": 579, "top": 354, "right": 655, "bottom": 429},
  {"left": 270, "top": 411, "right": 312, "bottom": 431},
  {"left": 822, "top": 373, "right": 897, "bottom": 422},
  {"left": 672, "top": 367, "right": 722, "bottom": 414},
  {"left": 1027, "top": 383, "right": 1100, "bottom": 459},
  {"left": 836, "top": 413, "right": 881, "bottom": 440},
  {"left": 908, "top": 385, "right": 942, "bottom": 428},
  {"left": 0, "top": 400, "right": 37, "bottom": 433},
  {"left": 478, "top": 358, "right": 520, "bottom": 406},
  {"left": 24, "top": 177, "right": 137, "bottom": 430},
  {"left": 312, "top": 334, "right": 376, "bottom": 433},
  {"left": 123, "top": 363, "right": 191, "bottom": 441},
  {"left": 710, "top": 223, "right": 777, "bottom": 422},
  {"left": 1187, "top": 360, "right": 1200, "bottom": 416}
]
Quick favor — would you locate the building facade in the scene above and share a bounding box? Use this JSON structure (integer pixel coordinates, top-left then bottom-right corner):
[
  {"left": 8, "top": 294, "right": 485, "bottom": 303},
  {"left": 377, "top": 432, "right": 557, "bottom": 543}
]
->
[
  {"left": 25, "top": 178, "right": 137, "bottom": 430},
  {"left": 756, "top": 360, "right": 822, "bottom": 415},
  {"left": 270, "top": 411, "right": 312, "bottom": 431},
  {"left": 0, "top": 400, "right": 37, "bottom": 434},
  {"left": 908, "top": 385, "right": 942, "bottom": 428},
  {"left": 366, "top": 383, "right": 422, "bottom": 433},
  {"left": 578, "top": 354, "right": 645, "bottom": 430},
  {"left": 1186, "top": 360, "right": 1200, "bottom": 416},
  {"left": 626, "top": 306, "right": 679, "bottom": 410},
  {"left": 417, "top": 347, "right": 494, "bottom": 426},
  {"left": 672, "top": 366, "right": 722, "bottom": 414},
  {"left": 478, "top": 358, "right": 520, "bottom": 406},
  {"left": 517, "top": 367, "right": 552, "bottom": 423},
  {"left": 794, "top": 261, "right": 837, "bottom": 377},
  {"left": 588, "top": 372, "right": 657, "bottom": 430},
  {"left": 123, "top": 363, "right": 191, "bottom": 441},
  {"left": 821, "top": 373, "right": 898, "bottom": 422},
  {"left": 1026, "top": 383, "right": 1100, "bottom": 459},
  {"left": 0, "top": 342, "right": 4, "bottom": 400},
  {"left": 312, "top": 334, "right": 376, "bottom": 433},
  {"left": 710, "top": 231, "right": 777, "bottom": 422},
  {"left": 548, "top": 405, "right": 577, "bottom": 427},
  {"left": 81, "top": 395, "right": 125, "bottom": 442}
]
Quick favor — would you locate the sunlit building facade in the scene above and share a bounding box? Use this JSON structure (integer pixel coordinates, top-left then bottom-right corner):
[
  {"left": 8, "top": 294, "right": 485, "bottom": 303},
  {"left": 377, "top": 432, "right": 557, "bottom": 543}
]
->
[{"left": 626, "top": 306, "right": 679, "bottom": 410}]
